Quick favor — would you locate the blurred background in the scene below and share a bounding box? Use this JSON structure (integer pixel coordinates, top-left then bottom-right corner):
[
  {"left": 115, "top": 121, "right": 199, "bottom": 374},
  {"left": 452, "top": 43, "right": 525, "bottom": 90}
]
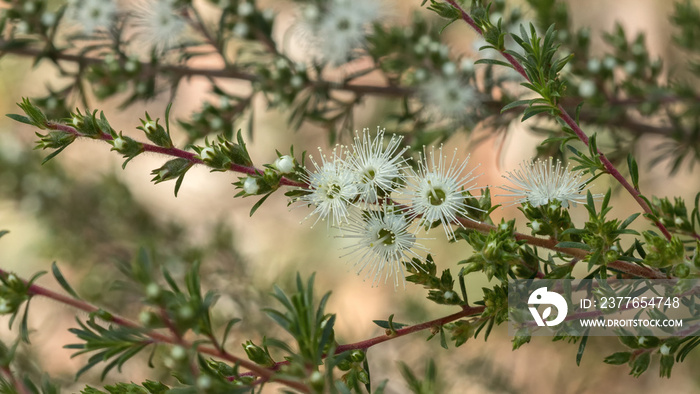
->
[{"left": 1, "top": 0, "right": 699, "bottom": 392}]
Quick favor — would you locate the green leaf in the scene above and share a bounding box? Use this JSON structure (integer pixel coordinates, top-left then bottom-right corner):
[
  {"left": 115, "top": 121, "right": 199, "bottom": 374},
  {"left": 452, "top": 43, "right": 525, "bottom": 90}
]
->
[
  {"left": 555, "top": 241, "right": 591, "bottom": 251},
  {"left": 501, "top": 99, "right": 532, "bottom": 113},
  {"left": 604, "top": 352, "right": 632, "bottom": 365},
  {"left": 249, "top": 192, "right": 273, "bottom": 217},
  {"left": 627, "top": 153, "right": 640, "bottom": 190},
  {"left": 52, "top": 262, "right": 81, "bottom": 300},
  {"left": 41, "top": 145, "right": 69, "bottom": 164},
  {"left": 372, "top": 316, "right": 408, "bottom": 330},
  {"left": 5, "top": 114, "right": 32, "bottom": 125},
  {"left": 576, "top": 334, "right": 589, "bottom": 366},
  {"left": 474, "top": 58, "right": 514, "bottom": 68},
  {"left": 0, "top": 230, "right": 8, "bottom": 239}
]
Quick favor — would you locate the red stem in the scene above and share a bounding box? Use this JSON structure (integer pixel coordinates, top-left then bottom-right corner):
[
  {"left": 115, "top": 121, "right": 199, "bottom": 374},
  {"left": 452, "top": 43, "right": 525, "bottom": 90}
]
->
[
  {"left": 47, "top": 122, "right": 306, "bottom": 188},
  {"left": 236, "top": 304, "right": 486, "bottom": 378},
  {"left": 456, "top": 218, "right": 666, "bottom": 279},
  {"left": 0, "top": 268, "right": 310, "bottom": 393}
]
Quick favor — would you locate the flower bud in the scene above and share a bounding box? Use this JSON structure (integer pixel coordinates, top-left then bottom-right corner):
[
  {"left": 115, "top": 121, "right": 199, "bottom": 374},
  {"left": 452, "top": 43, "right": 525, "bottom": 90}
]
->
[
  {"left": 243, "top": 177, "right": 260, "bottom": 195},
  {"left": 275, "top": 155, "right": 295, "bottom": 174},
  {"left": 199, "top": 147, "right": 216, "bottom": 162},
  {"left": 309, "top": 371, "right": 324, "bottom": 392},
  {"left": 673, "top": 264, "right": 690, "bottom": 278},
  {"left": 242, "top": 341, "right": 275, "bottom": 366}
]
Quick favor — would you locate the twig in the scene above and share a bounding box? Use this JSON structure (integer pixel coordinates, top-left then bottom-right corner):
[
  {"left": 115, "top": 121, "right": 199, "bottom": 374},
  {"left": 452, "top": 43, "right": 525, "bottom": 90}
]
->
[
  {"left": 0, "top": 268, "right": 311, "bottom": 393},
  {"left": 46, "top": 121, "right": 307, "bottom": 188},
  {"left": 443, "top": 0, "right": 674, "bottom": 241}
]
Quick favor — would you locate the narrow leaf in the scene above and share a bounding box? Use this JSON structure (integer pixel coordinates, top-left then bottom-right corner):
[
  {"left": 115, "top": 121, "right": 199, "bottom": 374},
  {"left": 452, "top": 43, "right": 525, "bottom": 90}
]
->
[{"left": 52, "top": 262, "right": 82, "bottom": 300}]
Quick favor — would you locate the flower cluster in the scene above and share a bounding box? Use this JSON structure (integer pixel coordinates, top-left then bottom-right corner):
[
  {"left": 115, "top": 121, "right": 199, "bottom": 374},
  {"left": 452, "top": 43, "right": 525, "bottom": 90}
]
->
[
  {"left": 295, "top": 127, "right": 480, "bottom": 287},
  {"left": 295, "top": 133, "right": 598, "bottom": 287},
  {"left": 296, "top": 0, "right": 383, "bottom": 65}
]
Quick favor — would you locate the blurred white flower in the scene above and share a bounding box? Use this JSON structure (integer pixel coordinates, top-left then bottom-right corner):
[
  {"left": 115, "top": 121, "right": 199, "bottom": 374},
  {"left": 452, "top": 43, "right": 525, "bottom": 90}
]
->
[
  {"left": 66, "top": 0, "right": 117, "bottom": 34},
  {"left": 578, "top": 79, "right": 596, "bottom": 98},
  {"left": 341, "top": 206, "right": 426, "bottom": 288},
  {"left": 418, "top": 75, "right": 480, "bottom": 122},
  {"left": 348, "top": 127, "right": 408, "bottom": 204},
  {"left": 408, "top": 146, "right": 481, "bottom": 239},
  {"left": 299, "top": 0, "right": 382, "bottom": 65},
  {"left": 297, "top": 146, "right": 358, "bottom": 228},
  {"left": 132, "top": 0, "right": 187, "bottom": 52},
  {"left": 499, "top": 158, "right": 596, "bottom": 208}
]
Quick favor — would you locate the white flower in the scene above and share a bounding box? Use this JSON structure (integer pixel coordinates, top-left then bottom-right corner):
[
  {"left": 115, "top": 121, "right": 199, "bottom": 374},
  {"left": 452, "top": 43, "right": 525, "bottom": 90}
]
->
[
  {"left": 275, "top": 155, "right": 295, "bottom": 174},
  {"left": 299, "top": 0, "right": 382, "bottom": 65},
  {"left": 407, "top": 146, "right": 481, "bottom": 239},
  {"left": 418, "top": 75, "right": 480, "bottom": 122},
  {"left": 499, "top": 157, "right": 597, "bottom": 208},
  {"left": 297, "top": 146, "right": 358, "bottom": 228},
  {"left": 340, "top": 206, "right": 426, "bottom": 288},
  {"left": 66, "top": 0, "right": 118, "bottom": 34},
  {"left": 243, "top": 177, "right": 259, "bottom": 195},
  {"left": 132, "top": 0, "right": 187, "bottom": 52},
  {"left": 348, "top": 127, "right": 408, "bottom": 204}
]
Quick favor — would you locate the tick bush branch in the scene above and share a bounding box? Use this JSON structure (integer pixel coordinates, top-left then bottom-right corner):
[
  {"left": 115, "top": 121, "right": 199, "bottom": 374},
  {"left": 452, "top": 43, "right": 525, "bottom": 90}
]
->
[{"left": 1, "top": 0, "right": 700, "bottom": 392}]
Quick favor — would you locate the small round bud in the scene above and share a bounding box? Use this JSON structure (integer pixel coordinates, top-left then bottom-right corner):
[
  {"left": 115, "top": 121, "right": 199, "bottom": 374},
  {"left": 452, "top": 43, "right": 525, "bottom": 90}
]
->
[
  {"left": 170, "top": 345, "right": 187, "bottom": 361},
  {"left": 275, "top": 155, "right": 295, "bottom": 174},
  {"left": 603, "top": 56, "right": 616, "bottom": 70},
  {"left": 139, "top": 310, "right": 154, "bottom": 326},
  {"left": 578, "top": 79, "right": 596, "bottom": 98},
  {"left": 233, "top": 22, "right": 249, "bottom": 37},
  {"left": 263, "top": 9, "right": 275, "bottom": 21},
  {"left": 441, "top": 62, "right": 457, "bottom": 76},
  {"left": 0, "top": 298, "right": 12, "bottom": 314},
  {"left": 178, "top": 305, "right": 194, "bottom": 320},
  {"left": 145, "top": 283, "right": 161, "bottom": 300},
  {"left": 460, "top": 58, "right": 474, "bottom": 73},
  {"left": 673, "top": 264, "right": 690, "bottom": 278},
  {"left": 16, "top": 21, "right": 29, "bottom": 34},
  {"left": 309, "top": 371, "right": 324, "bottom": 391},
  {"left": 197, "top": 375, "right": 212, "bottom": 390},
  {"left": 303, "top": 5, "right": 319, "bottom": 20},
  {"left": 530, "top": 220, "right": 541, "bottom": 232},
  {"left": 587, "top": 58, "right": 601, "bottom": 73},
  {"left": 624, "top": 60, "right": 638, "bottom": 75},
  {"left": 125, "top": 60, "right": 138, "bottom": 73},
  {"left": 674, "top": 217, "right": 684, "bottom": 226},
  {"left": 350, "top": 350, "right": 365, "bottom": 363},
  {"left": 243, "top": 177, "right": 260, "bottom": 194},
  {"left": 112, "top": 137, "right": 126, "bottom": 151},
  {"left": 660, "top": 344, "right": 671, "bottom": 356},
  {"left": 290, "top": 75, "right": 304, "bottom": 88},
  {"left": 209, "top": 117, "right": 224, "bottom": 130},
  {"left": 444, "top": 290, "right": 456, "bottom": 301},
  {"left": 414, "top": 68, "right": 427, "bottom": 81},
  {"left": 136, "top": 82, "right": 148, "bottom": 94},
  {"left": 24, "top": 2, "right": 36, "bottom": 14},
  {"left": 41, "top": 13, "right": 56, "bottom": 26},
  {"left": 200, "top": 147, "right": 216, "bottom": 161},
  {"left": 238, "top": 2, "right": 254, "bottom": 16}
]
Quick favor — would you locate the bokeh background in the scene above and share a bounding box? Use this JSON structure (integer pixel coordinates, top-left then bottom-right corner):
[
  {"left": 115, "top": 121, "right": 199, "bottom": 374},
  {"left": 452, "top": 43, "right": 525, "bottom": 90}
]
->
[{"left": 0, "top": 0, "right": 699, "bottom": 392}]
